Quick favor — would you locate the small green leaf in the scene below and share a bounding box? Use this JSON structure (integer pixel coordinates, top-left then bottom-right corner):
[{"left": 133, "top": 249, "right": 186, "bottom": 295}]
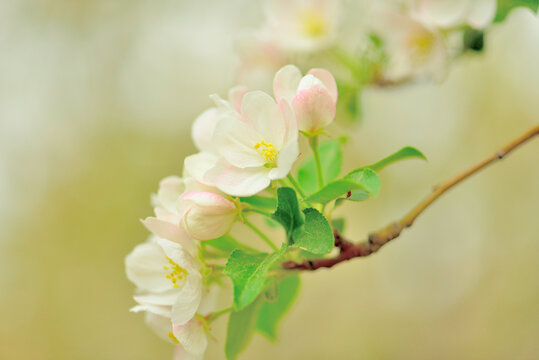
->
[
  {"left": 292, "top": 208, "right": 334, "bottom": 255},
  {"left": 272, "top": 187, "right": 303, "bottom": 240},
  {"left": 363, "top": 146, "right": 426, "bottom": 172},
  {"left": 297, "top": 139, "right": 343, "bottom": 194},
  {"left": 257, "top": 275, "right": 301, "bottom": 341},
  {"left": 225, "top": 247, "right": 287, "bottom": 309},
  {"left": 495, "top": 0, "right": 539, "bottom": 22},
  {"left": 306, "top": 168, "right": 380, "bottom": 204},
  {"left": 331, "top": 218, "right": 346, "bottom": 233},
  {"left": 240, "top": 195, "right": 277, "bottom": 210},
  {"left": 203, "top": 235, "right": 258, "bottom": 255},
  {"left": 225, "top": 297, "right": 263, "bottom": 360},
  {"left": 346, "top": 168, "right": 381, "bottom": 197}
]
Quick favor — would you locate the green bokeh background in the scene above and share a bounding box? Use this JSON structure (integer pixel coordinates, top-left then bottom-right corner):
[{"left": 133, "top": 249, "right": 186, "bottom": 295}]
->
[{"left": 1, "top": 1, "right": 538, "bottom": 359}]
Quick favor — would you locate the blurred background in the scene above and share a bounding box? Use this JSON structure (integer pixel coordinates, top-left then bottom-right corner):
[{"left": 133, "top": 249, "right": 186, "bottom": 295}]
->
[{"left": 0, "top": 1, "right": 538, "bottom": 359}]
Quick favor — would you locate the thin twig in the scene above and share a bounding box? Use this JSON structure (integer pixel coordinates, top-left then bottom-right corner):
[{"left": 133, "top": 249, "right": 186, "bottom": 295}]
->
[{"left": 283, "top": 125, "right": 539, "bottom": 271}]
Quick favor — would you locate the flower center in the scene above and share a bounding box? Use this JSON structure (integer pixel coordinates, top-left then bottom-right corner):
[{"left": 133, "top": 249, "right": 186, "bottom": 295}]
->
[
  {"left": 299, "top": 9, "right": 327, "bottom": 38},
  {"left": 163, "top": 256, "right": 188, "bottom": 288},
  {"left": 407, "top": 30, "right": 435, "bottom": 62},
  {"left": 254, "top": 140, "right": 277, "bottom": 164}
]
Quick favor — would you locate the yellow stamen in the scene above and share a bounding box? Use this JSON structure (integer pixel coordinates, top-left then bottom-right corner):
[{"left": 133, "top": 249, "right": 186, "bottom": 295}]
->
[
  {"left": 164, "top": 256, "right": 188, "bottom": 288},
  {"left": 299, "top": 9, "right": 327, "bottom": 38},
  {"left": 168, "top": 332, "right": 179, "bottom": 344},
  {"left": 254, "top": 140, "right": 277, "bottom": 163}
]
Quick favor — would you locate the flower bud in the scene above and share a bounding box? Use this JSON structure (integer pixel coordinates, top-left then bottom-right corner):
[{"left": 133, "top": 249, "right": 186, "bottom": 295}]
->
[
  {"left": 178, "top": 192, "right": 237, "bottom": 240},
  {"left": 273, "top": 64, "right": 337, "bottom": 134}
]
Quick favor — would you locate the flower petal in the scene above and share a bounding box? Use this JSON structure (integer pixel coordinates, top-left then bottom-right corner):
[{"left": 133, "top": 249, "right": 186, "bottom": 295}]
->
[
  {"left": 467, "top": 0, "right": 496, "bottom": 29},
  {"left": 240, "top": 90, "right": 286, "bottom": 149},
  {"left": 205, "top": 158, "right": 271, "bottom": 197},
  {"left": 171, "top": 273, "right": 202, "bottom": 325},
  {"left": 183, "top": 152, "right": 219, "bottom": 186},
  {"left": 292, "top": 86, "right": 336, "bottom": 132},
  {"left": 191, "top": 108, "right": 219, "bottom": 153},
  {"left": 141, "top": 217, "right": 194, "bottom": 252},
  {"left": 308, "top": 68, "right": 338, "bottom": 102},
  {"left": 125, "top": 240, "right": 172, "bottom": 293},
  {"left": 213, "top": 112, "right": 265, "bottom": 168},
  {"left": 155, "top": 176, "right": 185, "bottom": 214},
  {"left": 269, "top": 139, "right": 299, "bottom": 180},
  {"left": 173, "top": 318, "right": 208, "bottom": 357},
  {"left": 273, "top": 64, "right": 302, "bottom": 102},
  {"left": 228, "top": 85, "right": 248, "bottom": 112}
]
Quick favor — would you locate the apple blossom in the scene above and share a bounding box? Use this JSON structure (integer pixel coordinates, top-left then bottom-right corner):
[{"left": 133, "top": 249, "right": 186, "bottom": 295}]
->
[
  {"left": 369, "top": 5, "right": 449, "bottom": 82},
  {"left": 125, "top": 237, "right": 203, "bottom": 326},
  {"left": 264, "top": 0, "right": 340, "bottom": 52},
  {"left": 200, "top": 90, "right": 299, "bottom": 197},
  {"left": 273, "top": 64, "right": 338, "bottom": 134}
]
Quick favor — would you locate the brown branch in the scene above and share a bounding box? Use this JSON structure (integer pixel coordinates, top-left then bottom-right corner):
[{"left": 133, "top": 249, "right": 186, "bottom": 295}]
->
[{"left": 283, "top": 125, "right": 539, "bottom": 271}]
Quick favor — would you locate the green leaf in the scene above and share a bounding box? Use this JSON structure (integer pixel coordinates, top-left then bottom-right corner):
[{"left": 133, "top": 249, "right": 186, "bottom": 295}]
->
[
  {"left": 306, "top": 168, "right": 380, "bottom": 204},
  {"left": 240, "top": 195, "right": 277, "bottom": 210},
  {"left": 297, "top": 138, "right": 343, "bottom": 194},
  {"left": 363, "top": 146, "right": 426, "bottom": 172},
  {"left": 203, "top": 235, "right": 258, "bottom": 255},
  {"left": 495, "top": 0, "right": 539, "bottom": 22},
  {"left": 257, "top": 275, "right": 301, "bottom": 341},
  {"left": 225, "top": 297, "right": 263, "bottom": 360},
  {"left": 225, "top": 247, "right": 286, "bottom": 309},
  {"left": 331, "top": 218, "right": 346, "bottom": 233},
  {"left": 336, "top": 83, "right": 362, "bottom": 124},
  {"left": 272, "top": 187, "right": 303, "bottom": 240},
  {"left": 346, "top": 168, "right": 381, "bottom": 197},
  {"left": 292, "top": 208, "right": 334, "bottom": 255}
]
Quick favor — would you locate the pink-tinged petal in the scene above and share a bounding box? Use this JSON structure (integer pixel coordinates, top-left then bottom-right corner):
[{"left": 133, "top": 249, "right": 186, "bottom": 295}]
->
[
  {"left": 213, "top": 112, "right": 265, "bottom": 168},
  {"left": 205, "top": 158, "right": 271, "bottom": 197},
  {"left": 173, "top": 318, "right": 208, "bottom": 357},
  {"left": 141, "top": 217, "right": 194, "bottom": 252},
  {"left": 273, "top": 64, "right": 302, "bottom": 102},
  {"left": 240, "top": 91, "right": 286, "bottom": 149},
  {"left": 125, "top": 240, "right": 173, "bottom": 292},
  {"left": 183, "top": 152, "right": 219, "bottom": 186},
  {"left": 228, "top": 85, "right": 248, "bottom": 112},
  {"left": 467, "top": 0, "right": 496, "bottom": 29},
  {"left": 292, "top": 86, "right": 336, "bottom": 132},
  {"left": 308, "top": 68, "right": 338, "bottom": 102},
  {"left": 191, "top": 108, "right": 219, "bottom": 153},
  {"left": 178, "top": 192, "right": 237, "bottom": 240},
  {"left": 269, "top": 140, "right": 299, "bottom": 180},
  {"left": 180, "top": 192, "right": 236, "bottom": 212}
]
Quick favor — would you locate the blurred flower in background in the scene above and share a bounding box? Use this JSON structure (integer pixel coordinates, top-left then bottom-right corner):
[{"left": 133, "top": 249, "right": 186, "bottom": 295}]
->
[{"left": 0, "top": 0, "right": 538, "bottom": 359}]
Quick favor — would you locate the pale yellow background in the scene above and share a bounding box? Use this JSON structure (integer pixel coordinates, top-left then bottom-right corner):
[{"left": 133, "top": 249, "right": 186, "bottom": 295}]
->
[{"left": 0, "top": 1, "right": 538, "bottom": 359}]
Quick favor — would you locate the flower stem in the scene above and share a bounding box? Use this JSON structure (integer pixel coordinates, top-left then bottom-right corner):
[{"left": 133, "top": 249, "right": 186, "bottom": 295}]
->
[
  {"left": 286, "top": 174, "right": 307, "bottom": 200},
  {"left": 207, "top": 306, "right": 234, "bottom": 323},
  {"left": 244, "top": 217, "right": 278, "bottom": 251},
  {"left": 244, "top": 207, "right": 273, "bottom": 218},
  {"left": 309, "top": 136, "right": 324, "bottom": 189}
]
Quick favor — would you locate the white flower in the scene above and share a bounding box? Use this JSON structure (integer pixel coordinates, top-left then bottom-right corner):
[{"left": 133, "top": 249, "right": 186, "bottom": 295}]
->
[
  {"left": 273, "top": 64, "right": 337, "bottom": 134},
  {"left": 193, "top": 90, "right": 299, "bottom": 197},
  {"left": 369, "top": 5, "right": 449, "bottom": 82},
  {"left": 264, "top": 0, "right": 340, "bottom": 52},
  {"left": 178, "top": 191, "right": 238, "bottom": 241},
  {"left": 413, "top": 0, "right": 497, "bottom": 30},
  {"left": 125, "top": 237, "right": 203, "bottom": 326}
]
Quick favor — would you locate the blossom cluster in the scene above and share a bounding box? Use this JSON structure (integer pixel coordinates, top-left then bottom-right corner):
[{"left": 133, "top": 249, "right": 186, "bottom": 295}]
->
[
  {"left": 125, "top": 64, "right": 338, "bottom": 359},
  {"left": 238, "top": 0, "right": 497, "bottom": 87}
]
